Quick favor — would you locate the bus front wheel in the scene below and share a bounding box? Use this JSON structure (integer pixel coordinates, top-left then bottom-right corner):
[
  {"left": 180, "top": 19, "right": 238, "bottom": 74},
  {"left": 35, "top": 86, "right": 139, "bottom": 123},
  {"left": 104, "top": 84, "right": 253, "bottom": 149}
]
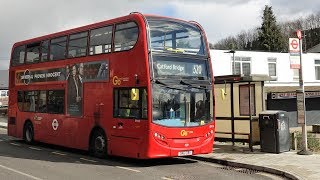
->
[
  {"left": 23, "top": 121, "right": 34, "bottom": 144},
  {"left": 90, "top": 129, "right": 107, "bottom": 158}
]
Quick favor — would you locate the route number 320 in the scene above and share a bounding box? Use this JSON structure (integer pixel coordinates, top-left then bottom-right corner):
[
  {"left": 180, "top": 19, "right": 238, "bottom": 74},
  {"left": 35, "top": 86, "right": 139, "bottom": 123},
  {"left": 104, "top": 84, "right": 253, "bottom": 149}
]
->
[{"left": 193, "top": 65, "right": 202, "bottom": 75}]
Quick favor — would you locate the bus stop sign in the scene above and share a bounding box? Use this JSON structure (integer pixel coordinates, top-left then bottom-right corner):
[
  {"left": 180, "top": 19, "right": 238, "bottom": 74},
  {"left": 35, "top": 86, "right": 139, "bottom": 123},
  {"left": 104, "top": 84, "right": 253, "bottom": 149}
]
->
[{"left": 297, "top": 30, "right": 302, "bottom": 40}]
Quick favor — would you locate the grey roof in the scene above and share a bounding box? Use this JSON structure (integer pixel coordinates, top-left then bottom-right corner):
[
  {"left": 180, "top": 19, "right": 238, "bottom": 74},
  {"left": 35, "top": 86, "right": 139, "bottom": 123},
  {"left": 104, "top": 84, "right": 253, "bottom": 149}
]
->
[
  {"left": 0, "top": 70, "right": 8, "bottom": 89},
  {"left": 307, "top": 43, "right": 320, "bottom": 53}
]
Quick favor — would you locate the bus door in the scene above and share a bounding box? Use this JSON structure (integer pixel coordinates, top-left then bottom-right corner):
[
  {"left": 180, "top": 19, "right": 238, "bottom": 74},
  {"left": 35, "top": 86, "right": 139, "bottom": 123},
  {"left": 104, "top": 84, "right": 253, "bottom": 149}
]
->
[
  {"left": 110, "top": 88, "right": 148, "bottom": 158},
  {"left": 42, "top": 90, "right": 67, "bottom": 145}
]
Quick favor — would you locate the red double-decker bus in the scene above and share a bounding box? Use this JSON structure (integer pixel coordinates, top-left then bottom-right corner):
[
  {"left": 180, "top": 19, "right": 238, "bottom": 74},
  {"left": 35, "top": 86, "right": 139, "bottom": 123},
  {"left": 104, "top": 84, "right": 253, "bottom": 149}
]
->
[{"left": 7, "top": 13, "right": 215, "bottom": 159}]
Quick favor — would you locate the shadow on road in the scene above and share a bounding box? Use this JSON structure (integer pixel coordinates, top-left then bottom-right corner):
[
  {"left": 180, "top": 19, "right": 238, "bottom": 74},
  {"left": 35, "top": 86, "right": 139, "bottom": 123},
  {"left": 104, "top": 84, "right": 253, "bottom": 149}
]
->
[{"left": 0, "top": 131, "right": 197, "bottom": 168}]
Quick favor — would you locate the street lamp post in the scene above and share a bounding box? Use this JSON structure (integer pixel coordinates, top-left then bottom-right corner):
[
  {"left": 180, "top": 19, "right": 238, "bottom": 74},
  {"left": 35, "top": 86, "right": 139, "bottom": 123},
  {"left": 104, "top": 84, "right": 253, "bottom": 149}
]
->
[{"left": 225, "top": 50, "right": 236, "bottom": 74}]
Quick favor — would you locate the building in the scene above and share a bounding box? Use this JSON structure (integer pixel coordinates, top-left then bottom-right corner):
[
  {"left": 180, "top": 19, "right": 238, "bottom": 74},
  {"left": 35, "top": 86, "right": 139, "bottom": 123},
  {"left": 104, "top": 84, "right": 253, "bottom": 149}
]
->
[
  {"left": 307, "top": 44, "right": 320, "bottom": 53},
  {"left": 0, "top": 70, "right": 8, "bottom": 90},
  {"left": 211, "top": 49, "right": 320, "bottom": 128}
]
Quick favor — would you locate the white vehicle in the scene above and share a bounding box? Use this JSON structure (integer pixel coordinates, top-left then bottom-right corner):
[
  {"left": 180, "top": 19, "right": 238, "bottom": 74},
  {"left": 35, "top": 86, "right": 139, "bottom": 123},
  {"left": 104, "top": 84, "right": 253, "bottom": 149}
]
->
[{"left": 0, "top": 90, "right": 8, "bottom": 107}]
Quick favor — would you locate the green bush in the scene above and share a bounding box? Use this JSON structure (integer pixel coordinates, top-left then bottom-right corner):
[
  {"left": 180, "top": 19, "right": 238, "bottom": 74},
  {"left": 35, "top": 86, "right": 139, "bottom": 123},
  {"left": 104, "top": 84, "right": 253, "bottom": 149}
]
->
[{"left": 295, "top": 132, "right": 320, "bottom": 152}]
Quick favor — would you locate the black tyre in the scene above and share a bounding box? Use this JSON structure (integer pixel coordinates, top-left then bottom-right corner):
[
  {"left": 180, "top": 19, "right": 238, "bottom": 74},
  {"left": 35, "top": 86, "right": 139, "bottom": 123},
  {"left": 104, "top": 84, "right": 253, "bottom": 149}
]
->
[
  {"left": 23, "top": 122, "right": 34, "bottom": 144},
  {"left": 90, "top": 129, "right": 107, "bottom": 158}
]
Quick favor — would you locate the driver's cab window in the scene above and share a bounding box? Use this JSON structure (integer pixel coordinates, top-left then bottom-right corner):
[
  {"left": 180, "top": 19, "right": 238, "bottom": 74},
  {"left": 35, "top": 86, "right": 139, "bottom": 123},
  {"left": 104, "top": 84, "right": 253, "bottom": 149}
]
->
[{"left": 114, "top": 88, "right": 147, "bottom": 119}]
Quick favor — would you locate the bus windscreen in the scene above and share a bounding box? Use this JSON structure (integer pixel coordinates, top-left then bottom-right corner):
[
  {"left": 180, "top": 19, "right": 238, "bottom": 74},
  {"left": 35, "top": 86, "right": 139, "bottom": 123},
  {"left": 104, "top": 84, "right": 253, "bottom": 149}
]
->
[{"left": 147, "top": 18, "right": 206, "bottom": 56}]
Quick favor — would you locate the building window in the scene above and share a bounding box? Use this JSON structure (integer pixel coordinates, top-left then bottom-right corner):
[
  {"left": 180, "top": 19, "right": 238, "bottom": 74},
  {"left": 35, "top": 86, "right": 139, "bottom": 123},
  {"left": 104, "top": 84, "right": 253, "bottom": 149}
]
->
[
  {"left": 293, "top": 69, "right": 299, "bottom": 81},
  {"left": 315, "top": 60, "right": 320, "bottom": 80},
  {"left": 268, "top": 58, "right": 277, "bottom": 77},
  {"left": 239, "top": 84, "right": 255, "bottom": 116},
  {"left": 232, "top": 56, "right": 251, "bottom": 75}
]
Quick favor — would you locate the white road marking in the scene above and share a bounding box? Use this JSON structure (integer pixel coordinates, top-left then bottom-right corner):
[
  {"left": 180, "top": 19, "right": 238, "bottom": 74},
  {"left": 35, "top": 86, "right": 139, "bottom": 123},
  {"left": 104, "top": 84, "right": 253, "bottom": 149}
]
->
[
  {"left": 0, "top": 164, "right": 43, "bottom": 180},
  {"left": 0, "top": 139, "right": 3, "bottom": 142},
  {"left": 115, "top": 166, "right": 141, "bottom": 173},
  {"left": 29, "top": 147, "right": 42, "bottom": 151},
  {"left": 161, "top": 177, "right": 175, "bottom": 180},
  {"left": 80, "top": 158, "right": 98, "bottom": 163},
  {"left": 51, "top": 151, "right": 67, "bottom": 156},
  {"left": 10, "top": 143, "right": 21, "bottom": 146}
]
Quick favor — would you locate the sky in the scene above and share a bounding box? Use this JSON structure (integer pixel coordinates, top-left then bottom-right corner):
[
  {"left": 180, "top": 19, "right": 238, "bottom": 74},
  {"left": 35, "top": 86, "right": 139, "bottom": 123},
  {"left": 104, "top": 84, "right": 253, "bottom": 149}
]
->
[{"left": 0, "top": 0, "right": 319, "bottom": 70}]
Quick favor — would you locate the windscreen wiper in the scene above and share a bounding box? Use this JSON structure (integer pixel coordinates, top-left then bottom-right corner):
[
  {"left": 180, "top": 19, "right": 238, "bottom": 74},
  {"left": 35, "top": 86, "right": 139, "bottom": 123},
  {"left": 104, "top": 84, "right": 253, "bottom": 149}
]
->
[
  {"left": 155, "top": 80, "right": 185, "bottom": 91},
  {"left": 179, "top": 80, "right": 210, "bottom": 90}
]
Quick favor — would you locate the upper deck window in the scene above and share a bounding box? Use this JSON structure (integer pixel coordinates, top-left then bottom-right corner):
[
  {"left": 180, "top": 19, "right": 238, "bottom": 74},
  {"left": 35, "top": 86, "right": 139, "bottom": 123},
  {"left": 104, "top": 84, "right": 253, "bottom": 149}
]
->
[
  {"left": 40, "top": 40, "right": 49, "bottom": 62},
  {"left": 26, "top": 42, "right": 41, "bottom": 64},
  {"left": 68, "top": 31, "right": 88, "bottom": 58},
  {"left": 11, "top": 45, "right": 25, "bottom": 66},
  {"left": 147, "top": 18, "right": 206, "bottom": 56},
  {"left": 114, "top": 22, "right": 138, "bottom": 52},
  {"left": 50, "top": 36, "right": 67, "bottom": 60},
  {"left": 90, "top": 26, "right": 113, "bottom": 55}
]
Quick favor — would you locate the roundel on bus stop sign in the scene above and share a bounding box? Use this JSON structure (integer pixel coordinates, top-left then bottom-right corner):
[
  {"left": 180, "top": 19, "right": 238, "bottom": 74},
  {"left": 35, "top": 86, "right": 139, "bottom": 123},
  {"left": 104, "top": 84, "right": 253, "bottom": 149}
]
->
[{"left": 289, "top": 38, "right": 300, "bottom": 52}]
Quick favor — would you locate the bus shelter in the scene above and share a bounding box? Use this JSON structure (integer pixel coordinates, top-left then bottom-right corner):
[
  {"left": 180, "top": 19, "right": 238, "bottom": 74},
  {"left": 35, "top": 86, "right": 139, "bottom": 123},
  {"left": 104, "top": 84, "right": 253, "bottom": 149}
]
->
[{"left": 214, "top": 74, "right": 271, "bottom": 151}]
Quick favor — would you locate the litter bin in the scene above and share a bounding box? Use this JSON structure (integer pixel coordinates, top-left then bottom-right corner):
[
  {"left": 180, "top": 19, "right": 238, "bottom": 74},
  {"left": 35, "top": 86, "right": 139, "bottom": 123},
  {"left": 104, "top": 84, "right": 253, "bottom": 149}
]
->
[{"left": 259, "top": 110, "right": 290, "bottom": 153}]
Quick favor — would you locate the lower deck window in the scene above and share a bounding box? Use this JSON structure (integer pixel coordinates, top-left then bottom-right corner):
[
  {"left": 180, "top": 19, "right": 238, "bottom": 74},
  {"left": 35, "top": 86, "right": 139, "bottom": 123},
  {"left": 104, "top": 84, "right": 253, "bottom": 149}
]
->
[
  {"left": 113, "top": 88, "right": 147, "bottom": 119},
  {"left": 17, "top": 90, "right": 65, "bottom": 114}
]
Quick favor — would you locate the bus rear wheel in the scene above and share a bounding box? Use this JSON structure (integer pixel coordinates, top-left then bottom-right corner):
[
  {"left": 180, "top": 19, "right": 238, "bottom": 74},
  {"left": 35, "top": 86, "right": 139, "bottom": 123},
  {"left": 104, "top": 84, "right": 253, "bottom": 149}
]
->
[
  {"left": 23, "top": 122, "right": 34, "bottom": 144},
  {"left": 90, "top": 129, "right": 107, "bottom": 158}
]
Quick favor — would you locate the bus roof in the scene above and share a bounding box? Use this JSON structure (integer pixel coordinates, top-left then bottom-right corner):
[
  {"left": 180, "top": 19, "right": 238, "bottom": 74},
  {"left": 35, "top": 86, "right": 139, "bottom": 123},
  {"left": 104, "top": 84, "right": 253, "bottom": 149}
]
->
[{"left": 12, "top": 13, "right": 196, "bottom": 49}]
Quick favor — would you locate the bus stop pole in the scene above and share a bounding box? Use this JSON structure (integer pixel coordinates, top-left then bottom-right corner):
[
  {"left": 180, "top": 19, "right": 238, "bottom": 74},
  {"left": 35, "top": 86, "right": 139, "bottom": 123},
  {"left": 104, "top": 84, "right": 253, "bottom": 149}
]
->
[{"left": 297, "top": 36, "right": 312, "bottom": 155}]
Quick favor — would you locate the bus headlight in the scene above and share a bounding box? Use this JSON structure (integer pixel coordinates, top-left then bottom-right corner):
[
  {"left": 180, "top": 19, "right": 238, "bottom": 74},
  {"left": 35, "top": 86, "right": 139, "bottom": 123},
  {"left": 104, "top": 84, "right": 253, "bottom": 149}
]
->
[
  {"left": 205, "top": 130, "right": 214, "bottom": 139},
  {"left": 153, "top": 132, "right": 168, "bottom": 145}
]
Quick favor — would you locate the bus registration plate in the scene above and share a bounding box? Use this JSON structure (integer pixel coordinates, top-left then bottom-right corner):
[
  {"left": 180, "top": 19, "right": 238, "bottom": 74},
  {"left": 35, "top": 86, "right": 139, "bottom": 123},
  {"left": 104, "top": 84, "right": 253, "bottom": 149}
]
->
[{"left": 178, "top": 150, "right": 193, "bottom": 156}]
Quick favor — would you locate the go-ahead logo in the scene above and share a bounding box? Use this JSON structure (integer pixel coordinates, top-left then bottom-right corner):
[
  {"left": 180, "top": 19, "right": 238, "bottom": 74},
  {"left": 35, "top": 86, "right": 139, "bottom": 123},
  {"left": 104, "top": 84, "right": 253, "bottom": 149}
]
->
[
  {"left": 112, "top": 76, "right": 121, "bottom": 85},
  {"left": 112, "top": 76, "right": 129, "bottom": 86},
  {"left": 180, "top": 130, "right": 193, "bottom": 136}
]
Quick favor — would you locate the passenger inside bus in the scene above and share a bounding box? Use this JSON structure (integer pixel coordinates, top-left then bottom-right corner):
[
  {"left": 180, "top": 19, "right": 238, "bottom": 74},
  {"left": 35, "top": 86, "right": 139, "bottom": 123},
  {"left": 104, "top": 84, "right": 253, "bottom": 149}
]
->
[
  {"left": 129, "top": 101, "right": 139, "bottom": 117},
  {"left": 195, "top": 100, "right": 205, "bottom": 120},
  {"left": 119, "top": 95, "right": 139, "bottom": 118}
]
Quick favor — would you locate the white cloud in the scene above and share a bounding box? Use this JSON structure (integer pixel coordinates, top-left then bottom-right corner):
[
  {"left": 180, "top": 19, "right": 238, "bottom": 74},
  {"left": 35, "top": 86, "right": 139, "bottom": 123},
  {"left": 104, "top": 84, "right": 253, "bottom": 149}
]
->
[
  {"left": 169, "top": 0, "right": 267, "bottom": 43},
  {"left": 0, "top": 0, "right": 319, "bottom": 70}
]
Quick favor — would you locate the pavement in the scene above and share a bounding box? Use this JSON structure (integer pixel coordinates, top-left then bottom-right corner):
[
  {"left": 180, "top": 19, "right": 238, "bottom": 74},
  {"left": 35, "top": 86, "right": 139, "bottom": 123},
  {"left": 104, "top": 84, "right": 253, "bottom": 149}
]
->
[
  {"left": 0, "top": 115, "right": 319, "bottom": 179},
  {"left": 192, "top": 142, "right": 320, "bottom": 180}
]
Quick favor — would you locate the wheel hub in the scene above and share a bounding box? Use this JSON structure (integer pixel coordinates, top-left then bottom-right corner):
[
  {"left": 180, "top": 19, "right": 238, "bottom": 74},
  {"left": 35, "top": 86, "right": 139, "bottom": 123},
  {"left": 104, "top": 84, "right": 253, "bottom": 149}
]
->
[{"left": 95, "top": 136, "right": 105, "bottom": 152}]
